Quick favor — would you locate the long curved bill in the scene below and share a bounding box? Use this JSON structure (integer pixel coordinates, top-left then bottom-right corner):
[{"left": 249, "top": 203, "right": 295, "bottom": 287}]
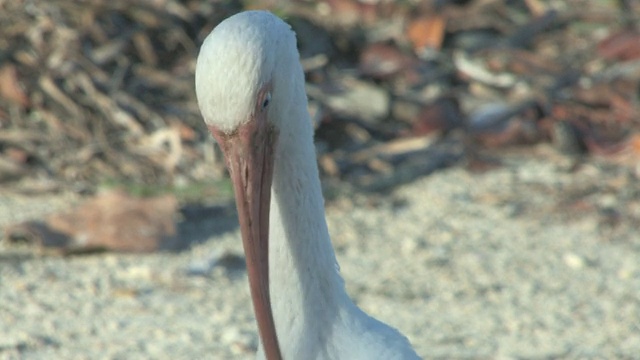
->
[{"left": 208, "top": 116, "right": 282, "bottom": 360}]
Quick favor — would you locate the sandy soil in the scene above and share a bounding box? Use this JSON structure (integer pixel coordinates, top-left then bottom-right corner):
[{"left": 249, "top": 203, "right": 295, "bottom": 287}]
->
[{"left": 1, "top": 152, "right": 639, "bottom": 359}]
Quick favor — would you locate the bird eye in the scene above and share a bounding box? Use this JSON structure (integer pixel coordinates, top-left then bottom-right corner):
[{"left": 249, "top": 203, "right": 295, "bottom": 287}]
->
[{"left": 262, "top": 93, "right": 271, "bottom": 110}]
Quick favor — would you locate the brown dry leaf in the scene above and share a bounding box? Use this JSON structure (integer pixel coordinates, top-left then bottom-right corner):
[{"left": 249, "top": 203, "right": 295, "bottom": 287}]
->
[
  {"left": 5, "top": 190, "right": 179, "bottom": 253},
  {"left": 469, "top": 102, "right": 542, "bottom": 148},
  {"left": 411, "top": 97, "right": 463, "bottom": 136},
  {"left": 473, "top": 119, "right": 539, "bottom": 148},
  {"left": 485, "top": 49, "right": 562, "bottom": 75},
  {"left": 323, "top": 0, "right": 378, "bottom": 26},
  {"left": 407, "top": 14, "right": 446, "bottom": 52},
  {"left": 0, "top": 64, "right": 29, "bottom": 108},
  {"left": 174, "top": 121, "right": 197, "bottom": 141},
  {"left": 571, "top": 83, "right": 616, "bottom": 107},
  {"left": 524, "top": 0, "right": 546, "bottom": 17},
  {"left": 598, "top": 29, "right": 640, "bottom": 61},
  {"left": 359, "top": 43, "right": 414, "bottom": 79},
  {"left": 5, "top": 147, "right": 29, "bottom": 164},
  {"left": 621, "top": 133, "right": 640, "bottom": 158}
]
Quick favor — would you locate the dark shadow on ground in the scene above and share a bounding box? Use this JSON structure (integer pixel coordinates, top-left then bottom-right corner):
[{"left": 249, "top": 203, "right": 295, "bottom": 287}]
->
[{"left": 171, "top": 201, "right": 239, "bottom": 251}]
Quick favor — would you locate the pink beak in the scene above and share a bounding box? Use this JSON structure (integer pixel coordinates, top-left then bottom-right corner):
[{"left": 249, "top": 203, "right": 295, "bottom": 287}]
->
[{"left": 209, "top": 110, "right": 282, "bottom": 360}]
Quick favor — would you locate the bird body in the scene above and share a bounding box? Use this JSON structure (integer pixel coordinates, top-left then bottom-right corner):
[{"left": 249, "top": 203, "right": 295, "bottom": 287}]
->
[{"left": 195, "top": 11, "right": 419, "bottom": 360}]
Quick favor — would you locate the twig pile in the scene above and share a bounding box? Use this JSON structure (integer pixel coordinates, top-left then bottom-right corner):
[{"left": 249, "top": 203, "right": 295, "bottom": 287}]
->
[
  {"left": 0, "top": 0, "right": 638, "bottom": 195},
  {"left": 0, "top": 0, "right": 239, "bottom": 190}
]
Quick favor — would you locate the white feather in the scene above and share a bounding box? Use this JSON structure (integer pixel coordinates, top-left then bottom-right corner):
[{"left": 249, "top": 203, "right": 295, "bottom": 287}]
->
[{"left": 195, "top": 11, "right": 420, "bottom": 360}]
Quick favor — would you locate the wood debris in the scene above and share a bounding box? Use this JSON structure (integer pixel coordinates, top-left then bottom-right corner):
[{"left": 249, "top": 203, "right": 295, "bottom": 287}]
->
[
  {"left": 4, "top": 190, "right": 178, "bottom": 254},
  {"left": 0, "top": 0, "right": 637, "bottom": 196}
]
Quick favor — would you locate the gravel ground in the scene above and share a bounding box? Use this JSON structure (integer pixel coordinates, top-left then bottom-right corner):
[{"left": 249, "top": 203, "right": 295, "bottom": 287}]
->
[{"left": 1, "top": 153, "right": 639, "bottom": 359}]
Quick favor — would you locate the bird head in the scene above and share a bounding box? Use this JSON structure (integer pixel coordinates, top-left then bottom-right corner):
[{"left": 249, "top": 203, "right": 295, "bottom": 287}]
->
[
  {"left": 195, "top": 10, "right": 297, "bottom": 134},
  {"left": 195, "top": 11, "right": 299, "bottom": 360}
]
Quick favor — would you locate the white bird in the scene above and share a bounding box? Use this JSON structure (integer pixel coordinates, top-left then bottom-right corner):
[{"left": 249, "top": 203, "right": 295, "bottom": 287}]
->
[{"left": 195, "top": 11, "right": 420, "bottom": 360}]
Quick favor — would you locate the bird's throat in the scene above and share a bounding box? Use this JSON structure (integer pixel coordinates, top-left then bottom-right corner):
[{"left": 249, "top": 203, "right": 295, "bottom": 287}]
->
[{"left": 266, "top": 106, "right": 350, "bottom": 356}]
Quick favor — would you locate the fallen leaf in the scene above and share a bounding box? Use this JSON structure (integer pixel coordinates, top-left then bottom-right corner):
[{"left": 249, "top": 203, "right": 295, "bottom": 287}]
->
[
  {"left": 598, "top": 29, "right": 640, "bottom": 61},
  {"left": 524, "top": 0, "right": 546, "bottom": 17},
  {"left": 411, "top": 97, "right": 463, "bottom": 136},
  {"left": 407, "top": 14, "right": 446, "bottom": 52},
  {"left": 630, "top": 133, "right": 640, "bottom": 155},
  {"left": 5, "top": 147, "right": 29, "bottom": 164},
  {"left": 323, "top": 0, "right": 378, "bottom": 26},
  {"left": 359, "top": 43, "right": 414, "bottom": 79},
  {"left": 4, "top": 190, "right": 179, "bottom": 253},
  {"left": 469, "top": 101, "right": 542, "bottom": 148},
  {"left": 174, "top": 121, "right": 197, "bottom": 141},
  {"left": 0, "top": 64, "right": 29, "bottom": 108}
]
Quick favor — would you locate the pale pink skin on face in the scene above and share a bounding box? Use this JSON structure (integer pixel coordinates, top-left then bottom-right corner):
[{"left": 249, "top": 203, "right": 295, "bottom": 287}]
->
[{"left": 208, "top": 82, "right": 282, "bottom": 360}]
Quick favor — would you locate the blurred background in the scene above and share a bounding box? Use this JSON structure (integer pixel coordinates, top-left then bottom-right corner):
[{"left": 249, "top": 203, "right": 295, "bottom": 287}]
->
[
  {"left": 1, "top": 0, "right": 638, "bottom": 196},
  {"left": 1, "top": 0, "right": 639, "bottom": 358},
  {"left": 1, "top": 0, "right": 639, "bottom": 250}
]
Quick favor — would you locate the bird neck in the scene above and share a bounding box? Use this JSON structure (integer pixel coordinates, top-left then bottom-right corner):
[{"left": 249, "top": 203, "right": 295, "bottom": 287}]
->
[{"left": 267, "top": 81, "right": 353, "bottom": 355}]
